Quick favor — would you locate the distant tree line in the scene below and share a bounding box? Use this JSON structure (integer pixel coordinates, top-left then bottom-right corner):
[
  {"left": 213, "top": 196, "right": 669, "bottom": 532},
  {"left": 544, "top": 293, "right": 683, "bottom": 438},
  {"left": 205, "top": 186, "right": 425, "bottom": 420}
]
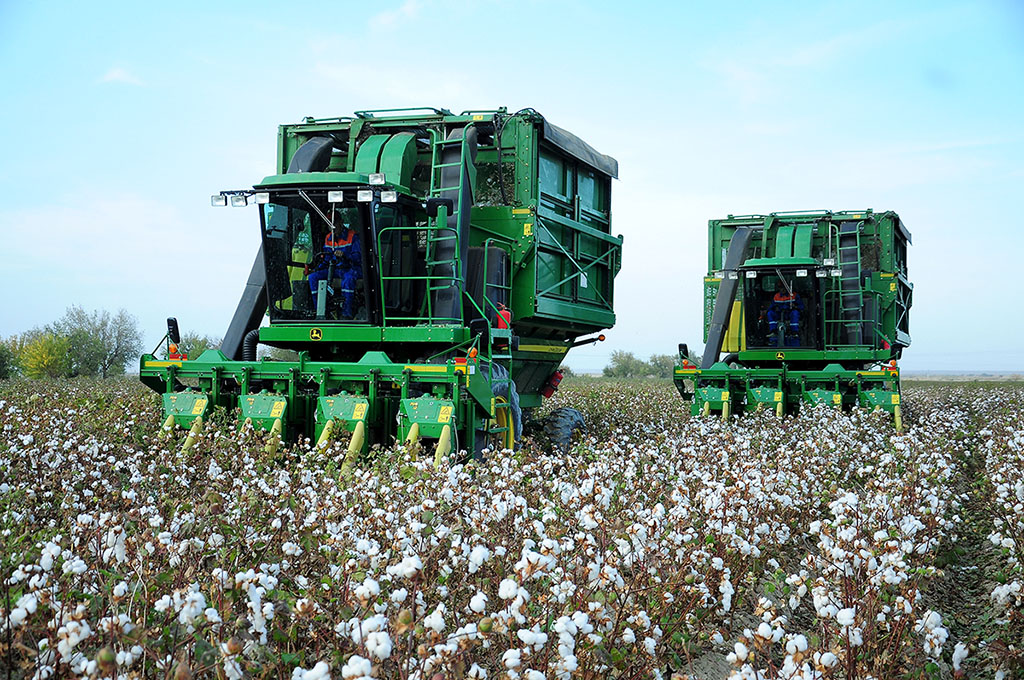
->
[
  {"left": 602, "top": 350, "right": 701, "bottom": 379},
  {"left": 0, "top": 307, "right": 144, "bottom": 380}
]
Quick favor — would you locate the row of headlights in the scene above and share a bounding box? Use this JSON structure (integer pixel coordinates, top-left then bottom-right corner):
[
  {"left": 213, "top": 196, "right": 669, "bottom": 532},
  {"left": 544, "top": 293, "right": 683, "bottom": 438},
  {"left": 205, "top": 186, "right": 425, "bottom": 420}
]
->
[
  {"left": 715, "top": 267, "right": 844, "bottom": 280},
  {"left": 212, "top": 187, "right": 398, "bottom": 207}
]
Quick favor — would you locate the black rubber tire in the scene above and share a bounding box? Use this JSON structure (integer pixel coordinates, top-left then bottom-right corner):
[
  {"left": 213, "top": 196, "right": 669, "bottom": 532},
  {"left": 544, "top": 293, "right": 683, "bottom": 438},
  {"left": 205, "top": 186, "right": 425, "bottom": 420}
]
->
[{"left": 543, "top": 407, "right": 585, "bottom": 452}]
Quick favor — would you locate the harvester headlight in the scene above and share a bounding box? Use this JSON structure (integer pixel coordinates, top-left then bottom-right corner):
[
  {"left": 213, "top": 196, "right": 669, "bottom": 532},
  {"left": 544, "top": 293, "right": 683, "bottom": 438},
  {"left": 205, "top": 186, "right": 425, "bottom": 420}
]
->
[
  {"left": 230, "top": 194, "right": 248, "bottom": 207},
  {"left": 357, "top": 190, "right": 373, "bottom": 202},
  {"left": 253, "top": 192, "right": 270, "bottom": 204},
  {"left": 823, "top": 258, "right": 836, "bottom": 266},
  {"left": 830, "top": 269, "right": 842, "bottom": 277},
  {"left": 816, "top": 269, "right": 827, "bottom": 278},
  {"left": 368, "top": 173, "right": 386, "bottom": 185},
  {"left": 728, "top": 271, "right": 739, "bottom": 280},
  {"left": 745, "top": 270, "right": 757, "bottom": 278},
  {"left": 714, "top": 271, "right": 725, "bottom": 279},
  {"left": 211, "top": 194, "right": 228, "bottom": 207},
  {"left": 381, "top": 191, "right": 398, "bottom": 203},
  {"left": 796, "top": 269, "right": 808, "bottom": 277},
  {"left": 328, "top": 191, "right": 345, "bottom": 203}
]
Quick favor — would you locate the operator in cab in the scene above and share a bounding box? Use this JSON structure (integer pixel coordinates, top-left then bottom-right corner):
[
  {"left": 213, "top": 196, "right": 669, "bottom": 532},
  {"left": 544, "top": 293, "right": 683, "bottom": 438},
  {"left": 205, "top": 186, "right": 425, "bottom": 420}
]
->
[
  {"left": 766, "top": 282, "right": 803, "bottom": 347},
  {"left": 308, "top": 220, "right": 362, "bottom": 319}
]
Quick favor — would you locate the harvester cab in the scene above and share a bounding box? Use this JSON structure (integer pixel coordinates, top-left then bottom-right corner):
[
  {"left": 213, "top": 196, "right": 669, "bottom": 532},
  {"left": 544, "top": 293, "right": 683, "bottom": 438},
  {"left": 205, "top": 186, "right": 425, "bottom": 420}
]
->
[
  {"left": 674, "top": 210, "right": 912, "bottom": 429},
  {"left": 142, "top": 107, "right": 621, "bottom": 458}
]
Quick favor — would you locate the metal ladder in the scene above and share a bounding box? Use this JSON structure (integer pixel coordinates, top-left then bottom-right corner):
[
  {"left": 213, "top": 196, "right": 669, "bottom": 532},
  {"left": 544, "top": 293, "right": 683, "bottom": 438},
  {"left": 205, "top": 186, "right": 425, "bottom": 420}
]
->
[
  {"left": 424, "top": 130, "right": 473, "bottom": 324},
  {"left": 837, "top": 221, "right": 865, "bottom": 346}
]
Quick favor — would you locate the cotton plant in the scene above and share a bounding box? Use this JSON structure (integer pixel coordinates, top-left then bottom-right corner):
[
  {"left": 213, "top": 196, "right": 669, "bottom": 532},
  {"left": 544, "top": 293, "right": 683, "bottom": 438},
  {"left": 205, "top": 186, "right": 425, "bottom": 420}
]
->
[{"left": 1, "top": 379, "right": 1021, "bottom": 677}]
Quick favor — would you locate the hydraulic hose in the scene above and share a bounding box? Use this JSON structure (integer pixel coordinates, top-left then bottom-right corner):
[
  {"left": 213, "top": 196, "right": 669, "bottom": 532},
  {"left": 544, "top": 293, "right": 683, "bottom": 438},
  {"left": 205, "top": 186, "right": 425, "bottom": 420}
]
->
[{"left": 242, "top": 328, "right": 260, "bottom": 362}]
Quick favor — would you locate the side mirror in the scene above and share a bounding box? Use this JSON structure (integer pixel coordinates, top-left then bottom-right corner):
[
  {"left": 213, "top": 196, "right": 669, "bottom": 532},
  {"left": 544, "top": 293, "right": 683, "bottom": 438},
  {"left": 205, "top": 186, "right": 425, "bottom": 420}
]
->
[
  {"left": 678, "top": 343, "right": 689, "bottom": 362},
  {"left": 425, "top": 197, "right": 455, "bottom": 219},
  {"left": 167, "top": 318, "right": 181, "bottom": 344}
]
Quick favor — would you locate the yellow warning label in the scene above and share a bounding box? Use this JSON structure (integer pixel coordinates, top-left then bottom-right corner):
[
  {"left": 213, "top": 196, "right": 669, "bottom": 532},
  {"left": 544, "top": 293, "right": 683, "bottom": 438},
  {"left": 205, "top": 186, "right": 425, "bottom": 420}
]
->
[
  {"left": 774, "top": 391, "right": 783, "bottom": 402},
  {"left": 438, "top": 405, "right": 453, "bottom": 423},
  {"left": 524, "top": 223, "right": 533, "bottom": 236},
  {"left": 352, "top": 403, "right": 367, "bottom": 420},
  {"left": 512, "top": 208, "right": 532, "bottom": 215},
  {"left": 270, "top": 401, "right": 286, "bottom": 417},
  {"left": 892, "top": 394, "right": 900, "bottom": 405},
  {"left": 191, "top": 398, "right": 207, "bottom": 415},
  {"left": 889, "top": 282, "right": 897, "bottom": 291},
  {"left": 472, "top": 115, "right": 484, "bottom": 120},
  {"left": 833, "top": 394, "right": 842, "bottom": 404},
  {"left": 722, "top": 391, "right": 730, "bottom": 401},
  {"left": 776, "top": 352, "right": 785, "bottom": 360}
]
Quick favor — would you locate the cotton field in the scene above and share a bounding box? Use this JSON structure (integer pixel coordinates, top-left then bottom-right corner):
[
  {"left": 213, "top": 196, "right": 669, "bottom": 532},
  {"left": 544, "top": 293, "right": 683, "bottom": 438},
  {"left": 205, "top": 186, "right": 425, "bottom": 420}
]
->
[{"left": 1, "top": 378, "right": 1021, "bottom": 679}]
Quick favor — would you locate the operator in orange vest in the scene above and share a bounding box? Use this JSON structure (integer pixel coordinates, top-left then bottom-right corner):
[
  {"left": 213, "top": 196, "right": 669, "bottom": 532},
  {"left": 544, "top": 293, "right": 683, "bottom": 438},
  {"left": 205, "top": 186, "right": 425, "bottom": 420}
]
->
[
  {"left": 308, "top": 223, "right": 362, "bottom": 318},
  {"left": 766, "top": 283, "right": 803, "bottom": 347}
]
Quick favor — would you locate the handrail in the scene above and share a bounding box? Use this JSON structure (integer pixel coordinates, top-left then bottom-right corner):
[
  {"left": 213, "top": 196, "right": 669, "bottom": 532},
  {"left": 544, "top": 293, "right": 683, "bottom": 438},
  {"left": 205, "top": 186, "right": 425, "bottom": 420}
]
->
[
  {"left": 376, "top": 223, "right": 463, "bottom": 325},
  {"left": 823, "top": 289, "right": 883, "bottom": 350},
  {"left": 354, "top": 107, "right": 453, "bottom": 119}
]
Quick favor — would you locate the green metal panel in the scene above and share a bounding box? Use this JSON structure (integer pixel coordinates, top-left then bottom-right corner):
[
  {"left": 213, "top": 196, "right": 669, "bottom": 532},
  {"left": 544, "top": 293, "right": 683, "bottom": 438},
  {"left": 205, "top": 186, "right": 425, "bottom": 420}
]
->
[
  {"left": 775, "top": 225, "right": 795, "bottom": 258},
  {"left": 793, "top": 224, "right": 814, "bottom": 258},
  {"left": 240, "top": 393, "right": 289, "bottom": 431},
  {"left": 354, "top": 135, "right": 390, "bottom": 174},
  {"left": 398, "top": 397, "right": 455, "bottom": 439},
  {"left": 379, "top": 133, "right": 417, "bottom": 190},
  {"left": 162, "top": 392, "right": 209, "bottom": 427}
]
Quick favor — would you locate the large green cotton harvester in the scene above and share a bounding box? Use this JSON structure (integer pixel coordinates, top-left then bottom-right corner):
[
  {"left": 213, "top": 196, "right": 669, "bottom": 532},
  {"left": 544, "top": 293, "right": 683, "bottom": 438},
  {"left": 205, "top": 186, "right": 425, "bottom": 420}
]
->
[
  {"left": 674, "top": 210, "right": 912, "bottom": 429},
  {"left": 141, "top": 108, "right": 621, "bottom": 457}
]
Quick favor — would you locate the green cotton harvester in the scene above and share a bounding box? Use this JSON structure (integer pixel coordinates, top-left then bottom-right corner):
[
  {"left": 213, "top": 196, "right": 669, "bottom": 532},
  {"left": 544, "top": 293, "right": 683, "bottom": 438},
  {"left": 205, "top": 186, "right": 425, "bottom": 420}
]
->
[
  {"left": 141, "top": 108, "right": 621, "bottom": 459},
  {"left": 674, "top": 210, "right": 912, "bottom": 430}
]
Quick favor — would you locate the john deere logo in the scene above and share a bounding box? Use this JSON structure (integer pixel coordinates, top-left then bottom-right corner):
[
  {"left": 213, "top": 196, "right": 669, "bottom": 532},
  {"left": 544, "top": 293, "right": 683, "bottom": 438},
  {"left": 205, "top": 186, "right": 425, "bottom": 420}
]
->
[
  {"left": 310, "top": 328, "right": 323, "bottom": 341},
  {"left": 776, "top": 351, "right": 785, "bottom": 360}
]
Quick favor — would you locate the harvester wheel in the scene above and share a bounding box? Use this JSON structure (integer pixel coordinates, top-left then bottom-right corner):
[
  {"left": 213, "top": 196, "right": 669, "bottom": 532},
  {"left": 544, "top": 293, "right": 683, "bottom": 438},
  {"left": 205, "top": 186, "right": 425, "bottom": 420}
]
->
[
  {"left": 543, "top": 407, "right": 585, "bottom": 453},
  {"left": 475, "top": 363, "right": 521, "bottom": 457}
]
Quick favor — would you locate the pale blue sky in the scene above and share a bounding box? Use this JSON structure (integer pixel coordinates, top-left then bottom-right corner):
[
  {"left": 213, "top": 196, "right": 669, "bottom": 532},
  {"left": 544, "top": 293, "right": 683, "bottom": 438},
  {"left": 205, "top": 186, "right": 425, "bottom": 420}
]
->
[{"left": 2, "top": 1, "right": 1022, "bottom": 372}]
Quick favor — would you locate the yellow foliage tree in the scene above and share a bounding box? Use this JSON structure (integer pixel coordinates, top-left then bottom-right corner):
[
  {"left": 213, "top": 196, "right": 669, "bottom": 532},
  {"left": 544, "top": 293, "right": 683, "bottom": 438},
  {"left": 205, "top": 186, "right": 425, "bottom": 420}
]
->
[{"left": 21, "top": 333, "right": 71, "bottom": 379}]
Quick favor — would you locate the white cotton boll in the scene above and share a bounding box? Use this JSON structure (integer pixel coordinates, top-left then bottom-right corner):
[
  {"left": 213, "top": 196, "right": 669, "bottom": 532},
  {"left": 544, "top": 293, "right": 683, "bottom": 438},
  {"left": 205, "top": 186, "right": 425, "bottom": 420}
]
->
[
  {"left": 470, "top": 591, "right": 488, "bottom": 613},
  {"left": 756, "top": 622, "right": 773, "bottom": 639},
  {"left": 782, "top": 630, "right": 806, "bottom": 655},
  {"left": 711, "top": 631, "right": 725, "bottom": 645},
  {"left": 468, "top": 663, "right": 487, "bottom": 679},
  {"left": 502, "top": 649, "right": 521, "bottom": 668},
  {"left": 498, "top": 578, "right": 519, "bottom": 599},
  {"left": 517, "top": 629, "right": 537, "bottom": 645},
  {"left": 644, "top": 636, "right": 657, "bottom": 656},
  {"left": 390, "top": 588, "right": 408, "bottom": 603},
  {"left": 817, "top": 652, "right": 838, "bottom": 668},
  {"left": 293, "top": 662, "right": 331, "bottom": 680},
  {"left": 341, "top": 655, "right": 372, "bottom": 679},
  {"left": 524, "top": 670, "right": 544, "bottom": 680},
  {"left": 424, "top": 606, "right": 446, "bottom": 633},
  {"left": 836, "top": 607, "right": 856, "bottom": 627},
  {"left": 354, "top": 578, "right": 380, "bottom": 601},
  {"left": 952, "top": 642, "right": 968, "bottom": 670},
  {"left": 916, "top": 610, "right": 943, "bottom": 632},
  {"left": 621, "top": 628, "right": 635, "bottom": 645},
  {"left": 205, "top": 608, "right": 222, "bottom": 623},
  {"left": 365, "top": 631, "right": 393, "bottom": 660},
  {"left": 113, "top": 582, "right": 128, "bottom": 598},
  {"left": 468, "top": 545, "right": 491, "bottom": 574},
  {"left": 733, "top": 642, "right": 748, "bottom": 662}
]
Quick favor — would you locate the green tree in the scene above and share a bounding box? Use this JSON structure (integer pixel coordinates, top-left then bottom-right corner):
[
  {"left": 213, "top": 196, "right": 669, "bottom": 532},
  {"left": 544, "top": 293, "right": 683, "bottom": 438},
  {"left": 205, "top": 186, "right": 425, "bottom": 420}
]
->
[
  {"left": 647, "top": 354, "right": 677, "bottom": 379},
  {"left": 21, "top": 333, "right": 71, "bottom": 379},
  {"left": 174, "top": 332, "right": 222, "bottom": 359},
  {"left": 0, "top": 342, "right": 16, "bottom": 379},
  {"left": 53, "top": 307, "right": 144, "bottom": 378},
  {"left": 602, "top": 350, "right": 653, "bottom": 379}
]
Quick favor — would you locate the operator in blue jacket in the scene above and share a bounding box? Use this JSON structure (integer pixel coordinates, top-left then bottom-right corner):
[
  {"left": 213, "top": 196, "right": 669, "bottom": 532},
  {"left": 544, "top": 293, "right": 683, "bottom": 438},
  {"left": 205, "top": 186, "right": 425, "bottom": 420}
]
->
[
  {"left": 766, "top": 285, "right": 804, "bottom": 347},
  {"left": 308, "top": 224, "right": 362, "bottom": 319}
]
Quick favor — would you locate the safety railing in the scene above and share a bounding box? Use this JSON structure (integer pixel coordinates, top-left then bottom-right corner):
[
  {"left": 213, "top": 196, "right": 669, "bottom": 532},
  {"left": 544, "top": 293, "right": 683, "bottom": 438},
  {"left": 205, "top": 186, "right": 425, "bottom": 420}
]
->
[
  {"left": 375, "top": 222, "right": 463, "bottom": 326},
  {"left": 823, "top": 289, "right": 883, "bottom": 350}
]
